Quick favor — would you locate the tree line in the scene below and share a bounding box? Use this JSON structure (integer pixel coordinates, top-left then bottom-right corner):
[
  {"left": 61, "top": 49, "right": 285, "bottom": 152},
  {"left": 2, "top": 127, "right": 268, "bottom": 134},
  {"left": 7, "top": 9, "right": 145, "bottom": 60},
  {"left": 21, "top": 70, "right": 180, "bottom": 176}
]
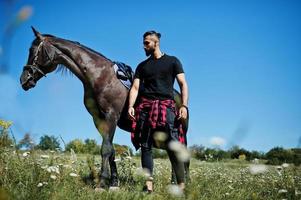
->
[{"left": 0, "top": 120, "right": 300, "bottom": 166}]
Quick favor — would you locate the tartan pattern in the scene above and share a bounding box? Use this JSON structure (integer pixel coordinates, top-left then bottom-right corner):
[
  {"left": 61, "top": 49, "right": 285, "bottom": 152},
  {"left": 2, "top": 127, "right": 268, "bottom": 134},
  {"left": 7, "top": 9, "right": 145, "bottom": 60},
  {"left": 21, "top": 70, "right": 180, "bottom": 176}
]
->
[{"left": 131, "top": 97, "right": 186, "bottom": 149}]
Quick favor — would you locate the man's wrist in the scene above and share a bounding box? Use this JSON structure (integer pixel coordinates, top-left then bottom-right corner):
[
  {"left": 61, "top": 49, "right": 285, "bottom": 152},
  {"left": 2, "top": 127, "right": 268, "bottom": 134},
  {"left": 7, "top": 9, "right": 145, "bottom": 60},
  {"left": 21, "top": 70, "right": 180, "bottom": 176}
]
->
[{"left": 181, "top": 105, "right": 188, "bottom": 110}]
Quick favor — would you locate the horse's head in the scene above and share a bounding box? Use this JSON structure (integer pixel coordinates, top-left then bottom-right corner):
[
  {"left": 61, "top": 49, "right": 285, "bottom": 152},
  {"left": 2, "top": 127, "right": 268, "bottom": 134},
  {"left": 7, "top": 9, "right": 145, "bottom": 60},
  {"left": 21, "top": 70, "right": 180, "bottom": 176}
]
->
[{"left": 20, "top": 27, "right": 59, "bottom": 91}]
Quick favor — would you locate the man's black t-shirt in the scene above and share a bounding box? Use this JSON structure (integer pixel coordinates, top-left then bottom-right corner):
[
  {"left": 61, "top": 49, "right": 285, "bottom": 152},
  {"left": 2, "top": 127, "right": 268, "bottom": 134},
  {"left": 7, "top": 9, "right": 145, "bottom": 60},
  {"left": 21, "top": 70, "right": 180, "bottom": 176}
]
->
[{"left": 134, "top": 54, "right": 184, "bottom": 100}]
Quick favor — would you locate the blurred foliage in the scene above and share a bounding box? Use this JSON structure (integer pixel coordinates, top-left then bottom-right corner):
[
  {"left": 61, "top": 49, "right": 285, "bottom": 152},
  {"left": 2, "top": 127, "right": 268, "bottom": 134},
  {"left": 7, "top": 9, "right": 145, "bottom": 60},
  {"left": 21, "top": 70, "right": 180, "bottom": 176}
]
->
[
  {"left": 0, "top": 119, "right": 13, "bottom": 148},
  {"left": 37, "top": 135, "right": 61, "bottom": 151}
]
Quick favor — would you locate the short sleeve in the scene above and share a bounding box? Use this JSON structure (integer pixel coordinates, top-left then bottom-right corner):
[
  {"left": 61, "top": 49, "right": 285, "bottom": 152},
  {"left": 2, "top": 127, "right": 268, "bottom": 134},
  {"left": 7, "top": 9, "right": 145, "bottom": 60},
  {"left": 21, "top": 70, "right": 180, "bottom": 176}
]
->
[
  {"left": 173, "top": 57, "right": 184, "bottom": 76},
  {"left": 134, "top": 64, "right": 142, "bottom": 79}
]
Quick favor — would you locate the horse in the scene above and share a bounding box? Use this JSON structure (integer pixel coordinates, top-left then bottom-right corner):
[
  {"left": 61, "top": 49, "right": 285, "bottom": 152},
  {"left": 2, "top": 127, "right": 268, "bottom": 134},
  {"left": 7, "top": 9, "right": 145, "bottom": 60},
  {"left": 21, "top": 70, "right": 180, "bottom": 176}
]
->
[{"left": 20, "top": 27, "right": 189, "bottom": 189}]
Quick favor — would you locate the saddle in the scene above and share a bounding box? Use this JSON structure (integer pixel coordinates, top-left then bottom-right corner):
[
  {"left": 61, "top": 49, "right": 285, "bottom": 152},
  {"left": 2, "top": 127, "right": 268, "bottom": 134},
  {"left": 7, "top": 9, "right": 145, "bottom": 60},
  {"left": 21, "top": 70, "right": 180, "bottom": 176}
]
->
[{"left": 113, "top": 62, "right": 134, "bottom": 90}]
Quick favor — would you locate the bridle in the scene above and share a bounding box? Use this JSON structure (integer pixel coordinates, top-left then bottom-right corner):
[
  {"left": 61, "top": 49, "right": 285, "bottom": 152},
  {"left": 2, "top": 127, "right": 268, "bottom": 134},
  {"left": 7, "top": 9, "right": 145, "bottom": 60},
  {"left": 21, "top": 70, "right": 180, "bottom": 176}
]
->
[{"left": 23, "top": 40, "right": 47, "bottom": 79}]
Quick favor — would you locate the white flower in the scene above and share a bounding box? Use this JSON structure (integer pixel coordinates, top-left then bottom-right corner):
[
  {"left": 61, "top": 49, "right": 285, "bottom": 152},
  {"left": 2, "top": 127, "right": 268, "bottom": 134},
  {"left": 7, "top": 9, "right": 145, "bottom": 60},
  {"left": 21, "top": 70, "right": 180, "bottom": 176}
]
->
[
  {"left": 22, "top": 152, "right": 30, "bottom": 157},
  {"left": 69, "top": 173, "right": 78, "bottom": 177},
  {"left": 167, "top": 185, "right": 183, "bottom": 197},
  {"left": 114, "top": 158, "right": 121, "bottom": 162},
  {"left": 50, "top": 175, "right": 57, "bottom": 180},
  {"left": 125, "top": 156, "right": 132, "bottom": 160},
  {"left": 276, "top": 166, "right": 283, "bottom": 171},
  {"left": 278, "top": 189, "right": 288, "bottom": 193},
  {"left": 63, "top": 164, "right": 72, "bottom": 169},
  {"left": 37, "top": 183, "right": 43, "bottom": 187},
  {"left": 282, "top": 163, "right": 289, "bottom": 168},
  {"left": 168, "top": 141, "right": 190, "bottom": 162},
  {"left": 47, "top": 166, "right": 60, "bottom": 174},
  {"left": 40, "top": 155, "right": 50, "bottom": 159},
  {"left": 249, "top": 164, "right": 268, "bottom": 175}
]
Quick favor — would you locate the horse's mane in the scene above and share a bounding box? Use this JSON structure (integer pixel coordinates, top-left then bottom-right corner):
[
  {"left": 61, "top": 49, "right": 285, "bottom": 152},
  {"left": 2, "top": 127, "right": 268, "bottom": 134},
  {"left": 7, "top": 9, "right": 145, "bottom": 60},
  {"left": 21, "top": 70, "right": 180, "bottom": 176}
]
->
[{"left": 32, "top": 34, "right": 113, "bottom": 76}]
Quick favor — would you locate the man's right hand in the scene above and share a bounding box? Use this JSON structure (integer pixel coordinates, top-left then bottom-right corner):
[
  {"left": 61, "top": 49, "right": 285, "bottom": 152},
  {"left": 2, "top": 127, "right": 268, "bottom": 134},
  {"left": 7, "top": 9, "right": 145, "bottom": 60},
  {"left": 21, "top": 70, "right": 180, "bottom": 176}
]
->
[{"left": 128, "top": 107, "right": 135, "bottom": 120}]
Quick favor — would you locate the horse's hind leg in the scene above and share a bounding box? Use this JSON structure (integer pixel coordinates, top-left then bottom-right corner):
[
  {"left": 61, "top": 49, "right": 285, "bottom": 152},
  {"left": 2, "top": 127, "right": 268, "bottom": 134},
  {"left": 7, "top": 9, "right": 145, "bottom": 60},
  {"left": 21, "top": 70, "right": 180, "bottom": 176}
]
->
[
  {"left": 84, "top": 91, "right": 119, "bottom": 189},
  {"left": 93, "top": 116, "right": 119, "bottom": 189}
]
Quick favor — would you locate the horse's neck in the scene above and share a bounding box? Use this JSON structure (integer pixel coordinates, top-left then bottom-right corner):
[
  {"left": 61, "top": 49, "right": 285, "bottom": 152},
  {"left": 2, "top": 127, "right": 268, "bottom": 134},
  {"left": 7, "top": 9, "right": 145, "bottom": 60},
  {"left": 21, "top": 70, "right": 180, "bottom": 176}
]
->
[{"left": 52, "top": 38, "right": 113, "bottom": 86}]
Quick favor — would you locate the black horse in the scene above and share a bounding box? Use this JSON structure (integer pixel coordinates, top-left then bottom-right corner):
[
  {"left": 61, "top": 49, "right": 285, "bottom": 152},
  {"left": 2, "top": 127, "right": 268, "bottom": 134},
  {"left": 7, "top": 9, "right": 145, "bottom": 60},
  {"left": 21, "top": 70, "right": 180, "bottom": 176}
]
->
[{"left": 20, "top": 27, "right": 189, "bottom": 189}]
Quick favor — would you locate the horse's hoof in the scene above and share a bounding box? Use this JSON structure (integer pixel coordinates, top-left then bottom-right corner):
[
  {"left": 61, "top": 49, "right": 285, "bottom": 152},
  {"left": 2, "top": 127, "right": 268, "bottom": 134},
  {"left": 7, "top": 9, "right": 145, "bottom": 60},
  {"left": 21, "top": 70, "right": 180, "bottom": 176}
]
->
[
  {"left": 109, "top": 186, "right": 120, "bottom": 191},
  {"left": 95, "top": 187, "right": 106, "bottom": 192}
]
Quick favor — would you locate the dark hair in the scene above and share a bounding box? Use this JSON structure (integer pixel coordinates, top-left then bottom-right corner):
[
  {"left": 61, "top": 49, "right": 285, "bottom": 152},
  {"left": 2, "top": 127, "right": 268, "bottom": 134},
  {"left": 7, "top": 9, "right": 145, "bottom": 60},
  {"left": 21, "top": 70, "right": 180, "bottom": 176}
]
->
[{"left": 143, "top": 30, "right": 161, "bottom": 39}]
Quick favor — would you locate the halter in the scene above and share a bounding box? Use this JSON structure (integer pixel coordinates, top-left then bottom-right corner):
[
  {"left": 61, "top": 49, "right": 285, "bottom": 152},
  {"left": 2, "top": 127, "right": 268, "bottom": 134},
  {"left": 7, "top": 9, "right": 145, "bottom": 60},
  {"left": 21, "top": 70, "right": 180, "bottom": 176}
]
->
[{"left": 23, "top": 40, "right": 47, "bottom": 78}]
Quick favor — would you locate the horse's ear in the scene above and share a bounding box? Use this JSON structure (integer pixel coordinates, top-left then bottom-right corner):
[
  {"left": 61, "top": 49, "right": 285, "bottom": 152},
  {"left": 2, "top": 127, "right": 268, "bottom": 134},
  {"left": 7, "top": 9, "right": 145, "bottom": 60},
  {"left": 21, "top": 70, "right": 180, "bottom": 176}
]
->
[{"left": 31, "top": 26, "right": 43, "bottom": 40}]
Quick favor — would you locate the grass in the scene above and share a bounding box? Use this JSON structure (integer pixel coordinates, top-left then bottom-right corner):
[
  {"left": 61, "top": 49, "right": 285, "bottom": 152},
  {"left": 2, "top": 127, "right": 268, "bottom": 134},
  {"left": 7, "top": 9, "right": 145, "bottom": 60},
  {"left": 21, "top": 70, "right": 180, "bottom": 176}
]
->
[{"left": 0, "top": 147, "right": 300, "bottom": 200}]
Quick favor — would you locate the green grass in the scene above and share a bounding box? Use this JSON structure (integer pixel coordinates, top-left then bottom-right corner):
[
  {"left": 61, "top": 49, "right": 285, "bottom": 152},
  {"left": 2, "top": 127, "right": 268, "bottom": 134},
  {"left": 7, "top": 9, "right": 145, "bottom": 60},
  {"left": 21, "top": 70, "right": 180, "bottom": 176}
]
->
[{"left": 0, "top": 147, "right": 300, "bottom": 200}]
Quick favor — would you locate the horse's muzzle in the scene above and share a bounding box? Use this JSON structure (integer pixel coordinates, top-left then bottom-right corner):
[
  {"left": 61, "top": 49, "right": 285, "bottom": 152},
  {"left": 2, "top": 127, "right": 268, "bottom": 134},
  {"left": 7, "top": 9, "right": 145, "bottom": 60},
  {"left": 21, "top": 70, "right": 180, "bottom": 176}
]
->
[{"left": 20, "top": 70, "right": 36, "bottom": 91}]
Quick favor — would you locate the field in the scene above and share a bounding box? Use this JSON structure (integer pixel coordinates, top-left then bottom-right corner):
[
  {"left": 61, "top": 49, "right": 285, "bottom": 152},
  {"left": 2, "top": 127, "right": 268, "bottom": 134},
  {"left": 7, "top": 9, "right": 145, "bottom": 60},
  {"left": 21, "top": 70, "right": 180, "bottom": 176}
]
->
[{"left": 0, "top": 147, "right": 300, "bottom": 200}]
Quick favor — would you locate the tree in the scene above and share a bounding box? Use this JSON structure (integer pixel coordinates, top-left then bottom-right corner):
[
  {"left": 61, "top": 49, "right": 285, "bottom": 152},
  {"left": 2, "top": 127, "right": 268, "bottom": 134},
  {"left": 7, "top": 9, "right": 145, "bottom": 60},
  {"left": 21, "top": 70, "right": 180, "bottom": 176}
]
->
[
  {"left": 229, "top": 145, "right": 251, "bottom": 160},
  {"left": 84, "top": 139, "right": 101, "bottom": 154},
  {"left": 189, "top": 144, "right": 205, "bottom": 160},
  {"left": 65, "top": 139, "right": 85, "bottom": 153},
  {"left": 37, "top": 135, "right": 61, "bottom": 150},
  {"left": 266, "top": 147, "right": 294, "bottom": 165},
  {"left": 18, "top": 133, "right": 35, "bottom": 149}
]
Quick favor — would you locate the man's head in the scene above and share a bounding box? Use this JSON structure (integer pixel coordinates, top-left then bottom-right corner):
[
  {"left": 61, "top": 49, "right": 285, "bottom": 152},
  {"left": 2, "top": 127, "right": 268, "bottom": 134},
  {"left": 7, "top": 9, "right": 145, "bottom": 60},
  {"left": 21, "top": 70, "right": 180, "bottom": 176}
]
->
[{"left": 143, "top": 30, "right": 161, "bottom": 56}]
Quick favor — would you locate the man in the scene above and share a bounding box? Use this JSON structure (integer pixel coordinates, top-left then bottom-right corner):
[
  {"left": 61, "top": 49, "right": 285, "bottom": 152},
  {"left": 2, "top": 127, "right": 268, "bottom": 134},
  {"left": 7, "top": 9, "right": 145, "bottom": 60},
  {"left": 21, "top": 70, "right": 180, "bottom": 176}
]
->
[{"left": 128, "top": 30, "right": 189, "bottom": 192}]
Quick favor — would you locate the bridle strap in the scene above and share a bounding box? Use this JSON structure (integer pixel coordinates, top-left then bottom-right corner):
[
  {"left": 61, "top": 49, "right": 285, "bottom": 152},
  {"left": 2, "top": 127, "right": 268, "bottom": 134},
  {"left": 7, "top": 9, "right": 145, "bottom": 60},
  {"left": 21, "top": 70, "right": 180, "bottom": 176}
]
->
[
  {"left": 23, "top": 40, "right": 47, "bottom": 78},
  {"left": 23, "top": 64, "right": 47, "bottom": 77}
]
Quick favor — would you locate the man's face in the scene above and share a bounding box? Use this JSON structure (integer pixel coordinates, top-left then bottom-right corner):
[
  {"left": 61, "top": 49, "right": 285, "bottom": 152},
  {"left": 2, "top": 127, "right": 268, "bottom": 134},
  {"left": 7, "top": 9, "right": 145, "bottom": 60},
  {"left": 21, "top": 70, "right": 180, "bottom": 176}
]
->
[{"left": 143, "top": 35, "right": 158, "bottom": 56}]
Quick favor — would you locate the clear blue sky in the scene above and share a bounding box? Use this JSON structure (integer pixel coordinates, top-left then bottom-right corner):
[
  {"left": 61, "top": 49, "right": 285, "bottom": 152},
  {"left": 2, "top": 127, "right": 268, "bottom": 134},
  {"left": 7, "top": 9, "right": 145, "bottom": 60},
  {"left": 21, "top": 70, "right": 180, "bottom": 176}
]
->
[{"left": 0, "top": 0, "right": 300, "bottom": 152}]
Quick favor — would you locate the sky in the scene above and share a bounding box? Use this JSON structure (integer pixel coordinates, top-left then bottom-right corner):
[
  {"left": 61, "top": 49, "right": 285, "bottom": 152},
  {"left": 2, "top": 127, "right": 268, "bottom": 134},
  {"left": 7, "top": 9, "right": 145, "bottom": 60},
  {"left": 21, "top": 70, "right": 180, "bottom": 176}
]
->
[{"left": 0, "top": 0, "right": 300, "bottom": 152}]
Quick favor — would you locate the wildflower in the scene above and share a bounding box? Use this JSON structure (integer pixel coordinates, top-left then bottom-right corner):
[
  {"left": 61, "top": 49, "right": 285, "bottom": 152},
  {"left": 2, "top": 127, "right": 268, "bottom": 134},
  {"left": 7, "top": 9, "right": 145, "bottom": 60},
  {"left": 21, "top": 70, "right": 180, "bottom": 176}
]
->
[
  {"left": 168, "top": 141, "right": 190, "bottom": 162},
  {"left": 47, "top": 166, "right": 60, "bottom": 174},
  {"left": 41, "top": 165, "right": 48, "bottom": 169},
  {"left": 63, "top": 164, "right": 72, "bottom": 169},
  {"left": 69, "top": 173, "right": 78, "bottom": 177},
  {"left": 278, "top": 189, "right": 288, "bottom": 194},
  {"left": 22, "top": 152, "right": 30, "bottom": 157},
  {"left": 153, "top": 131, "right": 168, "bottom": 142},
  {"left": 276, "top": 166, "right": 282, "bottom": 171},
  {"left": 40, "top": 155, "right": 50, "bottom": 159},
  {"left": 114, "top": 158, "right": 121, "bottom": 162},
  {"left": 17, "top": 6, "right": 33, "bottom": 21},
  {"left": 125, "top": 156, "right": 132, "bottom": 160},
  {"left": 225, "top": 193, "right": 230, "bottom": 196},
  {"left": 282, "top": 163, "right": 289, "bottom": 168},
  {"left": 249, "top": 164, "right": 268, "bottom": 175},
  {"left": 37, "top": 183, "right": 43, "bottom": 187},
  {"left": 43, "top": 182, "right": 48, "bottom": 185},
  {"left": 295, "top": 189, "right": 301, "bottom": 196},
  {"left": 167, "top": 185, "right": 183, "bottom": 197},
  {"left": 50, "top": 175, "right": 57, "bottom": 180},
  {"left": 0, "top": 120, "right": 13, "bottom": 129}
]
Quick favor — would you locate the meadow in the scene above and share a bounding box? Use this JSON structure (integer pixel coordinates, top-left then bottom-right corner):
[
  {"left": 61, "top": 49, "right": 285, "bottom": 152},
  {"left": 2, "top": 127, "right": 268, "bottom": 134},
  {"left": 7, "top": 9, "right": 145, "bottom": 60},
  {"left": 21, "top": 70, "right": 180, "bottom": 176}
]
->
[{"left": 0, "top": 147, "right": 300, "bottom": 200}]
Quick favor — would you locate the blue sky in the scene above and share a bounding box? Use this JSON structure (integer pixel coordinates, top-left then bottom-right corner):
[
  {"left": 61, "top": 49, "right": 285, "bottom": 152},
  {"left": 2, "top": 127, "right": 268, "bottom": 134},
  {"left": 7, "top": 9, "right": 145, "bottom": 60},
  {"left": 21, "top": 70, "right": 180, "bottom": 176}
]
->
[{"left": 0, "top": 0, "right": 300, "bottom": 152}]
